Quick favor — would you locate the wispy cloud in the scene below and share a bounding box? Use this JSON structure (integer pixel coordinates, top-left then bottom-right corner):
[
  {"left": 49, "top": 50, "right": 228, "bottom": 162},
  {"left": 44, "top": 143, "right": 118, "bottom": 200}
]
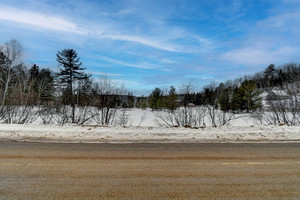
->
[
  {"left": 256, "top": 11, "right": 300, "bottom": 33},
  {"left": 220, "top": 45, "right": 295, "bottom": 66},
  {"left": 0, "top": 7, "right": 88, "bottom": 35},
  {"left": 2, "top": 1, "right": 299, "bottom": 95},
  {"left": 219, "top": 7, "right": 300, "bottom": 67},
  {"left": 98, "top": 56, "right": 157, "bottom": 70},
  {"left": 0, "top": 4, "right": 214, "bottom": 53},
  {"left": 87, "top": 71, "right": 124, "bottom": 76},
  {"left": 98, "top": 33, "right": 179, "bottom": 52},
  {"left": 213, "top": 0, "right": 246, "bottom": 21}
]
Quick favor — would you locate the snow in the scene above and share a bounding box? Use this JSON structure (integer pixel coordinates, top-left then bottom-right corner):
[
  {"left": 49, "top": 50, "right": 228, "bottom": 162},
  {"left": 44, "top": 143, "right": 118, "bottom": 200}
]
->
[
  {"left": 0, "top": 108, "right": 299, "bottom": 143},
  {"left": 126, "top": 108, "right": 157, "bottom": 127}
]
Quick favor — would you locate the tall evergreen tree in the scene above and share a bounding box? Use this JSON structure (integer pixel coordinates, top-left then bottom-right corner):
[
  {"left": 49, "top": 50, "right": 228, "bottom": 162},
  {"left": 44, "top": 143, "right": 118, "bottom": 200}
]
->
[
  {"left": 29, "top": 64, "right": 39, "bottom": 79},
  {"left": 264, "top": 64, "right": 275, "bottom": 87},
  {"left": 238, "top": 80, "right": 262, "bottom": 113},
  {"left": 149, "top": 87, "right": 163, "bottom": 110},
  {"left": 218, "top": 88, "right": 230, "bottom": 112},
  {"left": 166, "top": 86, "right": 178, "bottom": 110},
  {"left": 230, "top": 87, "right": 240, "bottom": 112},
  {"left": 38, "top": 68, "right": 54, "bottom": 104},
  {"left": 57, "top": 49, "right": 90, "bottom": 123}
]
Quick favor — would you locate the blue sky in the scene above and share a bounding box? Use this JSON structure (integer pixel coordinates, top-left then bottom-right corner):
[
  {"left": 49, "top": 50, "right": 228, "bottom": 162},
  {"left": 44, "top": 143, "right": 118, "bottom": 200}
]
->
[{"left": 0, "top": 0, "right": 300, "bottom": 95}]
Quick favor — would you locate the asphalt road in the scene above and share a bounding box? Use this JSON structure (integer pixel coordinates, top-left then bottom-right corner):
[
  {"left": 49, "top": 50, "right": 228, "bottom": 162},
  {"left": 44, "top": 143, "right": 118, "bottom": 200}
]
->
[{"left": 0, "top": 142, "right": 300, "bottom": 199}]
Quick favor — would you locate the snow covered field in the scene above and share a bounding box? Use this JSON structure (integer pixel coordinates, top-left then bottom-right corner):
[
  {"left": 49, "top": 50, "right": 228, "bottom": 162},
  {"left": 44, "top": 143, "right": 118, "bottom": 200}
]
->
[
  {"left": 0, "top": 109, "right": 299, "bottom": 143},
  {"left": 0, "top": 123, "right": 300, "bottom": 143}
]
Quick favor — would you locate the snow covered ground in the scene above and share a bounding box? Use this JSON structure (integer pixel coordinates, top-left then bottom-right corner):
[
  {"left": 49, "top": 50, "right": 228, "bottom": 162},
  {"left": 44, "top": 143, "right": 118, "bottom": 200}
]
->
[
  {"left": 0, "top": 124, "right": 300, "bottom": 143},
  {"left": 0, "top": 108, "right": 299, "bottom": 143}
]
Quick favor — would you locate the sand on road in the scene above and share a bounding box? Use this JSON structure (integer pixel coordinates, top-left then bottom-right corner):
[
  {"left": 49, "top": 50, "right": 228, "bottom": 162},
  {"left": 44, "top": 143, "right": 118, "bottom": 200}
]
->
[{"left": 0, "top": 142, "right": 300, "bottom": 199}]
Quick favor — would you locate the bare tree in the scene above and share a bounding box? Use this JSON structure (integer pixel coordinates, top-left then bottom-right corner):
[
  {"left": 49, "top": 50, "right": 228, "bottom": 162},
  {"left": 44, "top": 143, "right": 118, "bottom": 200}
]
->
[
  {"left": 206, "top": 106, "right": 217, "bottom": 127},
  {"left": 206, "top": 106, "right": 236, "bottom": 127},
  {"left": 0, "top": 63, "right": 39, "bottom": 124},
  {"left": 0, "top": 105, "right": 38, "bottom": 124},
  {"left": 0, "top": 39, "right": 23, "bottom": 106},
  {"left": 180, "top": 80, "right": 195, "bottom": 106},
  {"left": 0, "top": 40, "right": 42, "bottom": 124},
  {"left": 39, "top": 106, "right": 56, "bottom": 124},
  {"left": 113, "top": 109, "right": 130, "bottom": 126},
  {"left": 91, "top": 76, "right": 127, "bottom": 126},
  {"left": 155, "top": 106, "right": 206, "bottom": 128},
  {"left": 264, "top": 83, "right": 300, "bottom": 125}
]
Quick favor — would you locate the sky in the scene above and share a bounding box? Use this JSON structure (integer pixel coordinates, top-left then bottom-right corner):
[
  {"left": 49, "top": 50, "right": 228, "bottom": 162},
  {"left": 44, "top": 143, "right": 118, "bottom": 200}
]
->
[{"left": 0, "top": 0, "right": 300, "bottom": 95}]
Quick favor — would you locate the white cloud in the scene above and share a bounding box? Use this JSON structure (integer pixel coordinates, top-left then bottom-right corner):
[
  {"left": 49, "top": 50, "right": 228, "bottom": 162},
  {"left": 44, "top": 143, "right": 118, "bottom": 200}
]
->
[
  {"left": 213, "top": 0, "right": 245, "bottom": 21},
  {"left": 0, "top": 7, "right": 176, "bottom": 52},
  {"left": 220, "top": 8, "right": 300, "bottom": 67},
  {"left": 257, "top": 12, "right": 300, "bottom": 30},
  {"left": 98, "top": 33, "right": 179, "bottom": 52},
  {"left": 0, "top": 7, "right": 88, "bottom": 35},
  {"left": 112, "top": 79, "right": 140, "bottom": 86},
  {"left": 98, "top": 56, "right": 157, "bottom": 70},
  {"left": 0, "top": 6, "right": 213, "bottom": 53},
  {"left": 161, "top": 58, "right": 176, "bottom": 64},
  {"left": 87, "top": 71, "right": 124, "bottom": 76},
  {"left": 220, "top": 46, "right": 295, "bottom": 66}
]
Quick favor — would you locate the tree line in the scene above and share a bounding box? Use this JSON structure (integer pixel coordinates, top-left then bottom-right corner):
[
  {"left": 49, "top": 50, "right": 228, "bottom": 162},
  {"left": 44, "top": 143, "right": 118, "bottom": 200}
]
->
[
  {"left": 139, "top": 62, "right": 300, "bottom": 126},
  {"left": 0, "top": 39, "right": 133, "bottom": 125},
  {"left": 141, "top": 63, "right": 300, "bottom": 112},
  {"left": 1, "top": 39, "right": 300, "bottom": 126}
]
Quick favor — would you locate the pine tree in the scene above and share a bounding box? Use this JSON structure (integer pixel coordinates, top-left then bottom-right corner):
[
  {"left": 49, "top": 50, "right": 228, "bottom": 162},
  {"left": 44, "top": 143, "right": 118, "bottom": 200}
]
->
[
  {"left": 218, "top": 88, "right": 230, "bottom": 112},
  {"left": 38, "top": 68, "right": 54, "bottom": 104},
  {"left": 57, "top": 49, "right": 90, "bottom": 123},
  {"left": 230, "top": 87, "right": 240, "bottom": 112},
  {"left": 238, "top": 80, "right": 262, "bottom": 113},
  {"left": 166, "top": 86, "right": 178, "bottom": 110},
  {"left": 29, "top": 64, "right": 39, "bottom": 79},
  {"left": 149, "top": 87, "right": 162, "bottom": 110},
  {"left": 264, "top": 64, "right": 275, "bottom": 87}
]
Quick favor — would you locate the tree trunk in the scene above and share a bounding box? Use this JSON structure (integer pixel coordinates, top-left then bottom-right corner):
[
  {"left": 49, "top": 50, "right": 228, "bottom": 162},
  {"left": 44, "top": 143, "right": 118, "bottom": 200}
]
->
[
  {"left": 71, "top": 102, "right": 75, "bottom": 123},
  {"left": 2, "top": 75, "right": 11, "bottom": 106}
]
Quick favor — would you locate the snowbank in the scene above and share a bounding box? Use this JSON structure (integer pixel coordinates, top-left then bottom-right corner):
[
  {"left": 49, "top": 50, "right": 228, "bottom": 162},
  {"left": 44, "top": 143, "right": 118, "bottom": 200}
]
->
[
  {"left": 0, "top": 124, "right": 299, "bottom": 143},
  {"left": 0, "top": 108, "right": 299, "bottom": 143}
]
